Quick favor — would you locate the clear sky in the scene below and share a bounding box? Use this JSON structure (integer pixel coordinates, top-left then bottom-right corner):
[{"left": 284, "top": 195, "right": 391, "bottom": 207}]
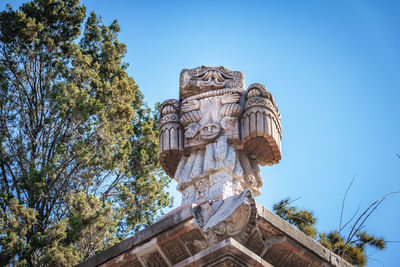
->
[{"left": 8, "top": 0, "right": 400, "bottom": 266}]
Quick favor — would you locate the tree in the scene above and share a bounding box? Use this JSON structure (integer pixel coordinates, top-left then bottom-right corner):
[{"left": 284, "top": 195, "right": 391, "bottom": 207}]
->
[
  {"left": 273, "top": 197, "right": 386, "bottom": 266},
  {"left": 0, "top": 0, "right": 172, "bottom": 266}
]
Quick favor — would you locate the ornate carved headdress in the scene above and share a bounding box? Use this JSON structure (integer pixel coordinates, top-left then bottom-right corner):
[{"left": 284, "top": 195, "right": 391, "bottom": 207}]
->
[{"left": 179, "top": 65, "right": 245, "bottom": 100}]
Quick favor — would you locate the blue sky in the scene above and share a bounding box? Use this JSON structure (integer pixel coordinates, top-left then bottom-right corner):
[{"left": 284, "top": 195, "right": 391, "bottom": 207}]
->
[{"left": 8, "top": 0, "right": 400, "bottom": 266}]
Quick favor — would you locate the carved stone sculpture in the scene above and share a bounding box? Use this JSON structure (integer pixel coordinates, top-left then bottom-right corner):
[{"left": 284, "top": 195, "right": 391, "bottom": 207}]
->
[
  {"left": 81, "top": 87, "right": 353, "bottom": 267},
  {"left": 159, "top": 66, "right": 282, "bottom": 205},
  {"left": 192, "top": 188, "right": 257, "bottom": 249}
]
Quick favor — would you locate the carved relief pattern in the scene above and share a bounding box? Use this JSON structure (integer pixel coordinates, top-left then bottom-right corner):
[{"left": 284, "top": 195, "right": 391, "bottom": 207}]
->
[
  {"left": 203, "top": 254, "right": 247, "bottom": 267},
  {"left": 181, "top": 228, "right": 207, "bottom": 255},
  {"left": 121, "top": 258, "right": 142, "bottom": 267},
  {"left": 160, "top": 238, "right": 190, "bottom": 264},
  {"left": 159, "top": 99, "right": 184, "bottom": 177},
  {"left": 180, "top": 66, "right": 245, "bottom": 99},
  {"left": 242, "top": 83, "right": 282, "bottom": 166},
  {"left": 181, "top": 184, "right": 195, "bottom": 204},
  {"left": 211, "top": 259, "right": 243, "bottom": 267},
  {"left": 261, "top": 240, "right": 325, "bottom": 267},
  {"left": 143, "top": 250, "right": 167, "bottom": 267}
]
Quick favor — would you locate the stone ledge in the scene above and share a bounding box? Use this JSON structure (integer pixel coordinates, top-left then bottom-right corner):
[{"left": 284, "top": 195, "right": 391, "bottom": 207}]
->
[
  {"left": 76, "top": 205, "right": 193, "bottom": 267},
  {"left": 77, "top": 201, "right": 352, "bottom": 267},
  {"left": 255, "top": 203, "right": 352, "bottom": 267}
]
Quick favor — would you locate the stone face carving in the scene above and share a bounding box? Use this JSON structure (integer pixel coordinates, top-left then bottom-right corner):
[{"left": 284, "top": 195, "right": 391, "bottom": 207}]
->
[{"left": 159, "top": 66, "right": 281, "bottom": 204}]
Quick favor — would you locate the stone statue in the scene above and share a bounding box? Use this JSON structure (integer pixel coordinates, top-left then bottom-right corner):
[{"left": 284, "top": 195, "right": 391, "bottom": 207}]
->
[
  {"left": 159, "top": 66, "right": 281, "bottom": 205},
  {"left": 80, "top": 71, "right": 351, "bottom": 267}
]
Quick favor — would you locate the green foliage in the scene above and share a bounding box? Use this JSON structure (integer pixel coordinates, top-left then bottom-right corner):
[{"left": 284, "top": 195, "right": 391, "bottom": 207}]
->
[
  {"left": 273, "top": 198, "right": 317, "bottom": 238},
  {"left": 273, "top": 198, "right": 385, "bottom": 266},
  {"left": 0, "top": 198, "right": 37, "bottom": 266},
  {"left": 319, "top": 230, "right": 385, "bottom": 267},
  {"left": 0, "top": 0, "right": 172, "bottom": 265}
]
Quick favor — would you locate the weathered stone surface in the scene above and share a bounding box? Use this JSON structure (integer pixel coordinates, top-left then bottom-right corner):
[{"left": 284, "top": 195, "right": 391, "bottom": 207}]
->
[
  {"left": 192, "top": 189, "right": 257, "bottom": 247},
  {"left": 77, "top": 201, "right": 352, "bottom": 267},
  {"left": 179, "top": 66, "right": 245, "bottom": 99},
  {"left": 143, "top": 250, "right": 168, "bottom": 266},
  {"left": 159, "top": 99, "right": 184, "bottom": 177},
  {"left": 160, "top": 238, "right": 190, "bottom": 264},
  {"left": 159, "top": 66, "right": 282, "bottom": 205},
  {"left": 242, "top": 83, "right": 282, "bottom": 166}
]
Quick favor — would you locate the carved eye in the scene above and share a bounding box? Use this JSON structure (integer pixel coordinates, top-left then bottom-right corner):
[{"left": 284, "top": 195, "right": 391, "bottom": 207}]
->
[{"left": 211, "top": 125, "right": 216, "bottom": 131}]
